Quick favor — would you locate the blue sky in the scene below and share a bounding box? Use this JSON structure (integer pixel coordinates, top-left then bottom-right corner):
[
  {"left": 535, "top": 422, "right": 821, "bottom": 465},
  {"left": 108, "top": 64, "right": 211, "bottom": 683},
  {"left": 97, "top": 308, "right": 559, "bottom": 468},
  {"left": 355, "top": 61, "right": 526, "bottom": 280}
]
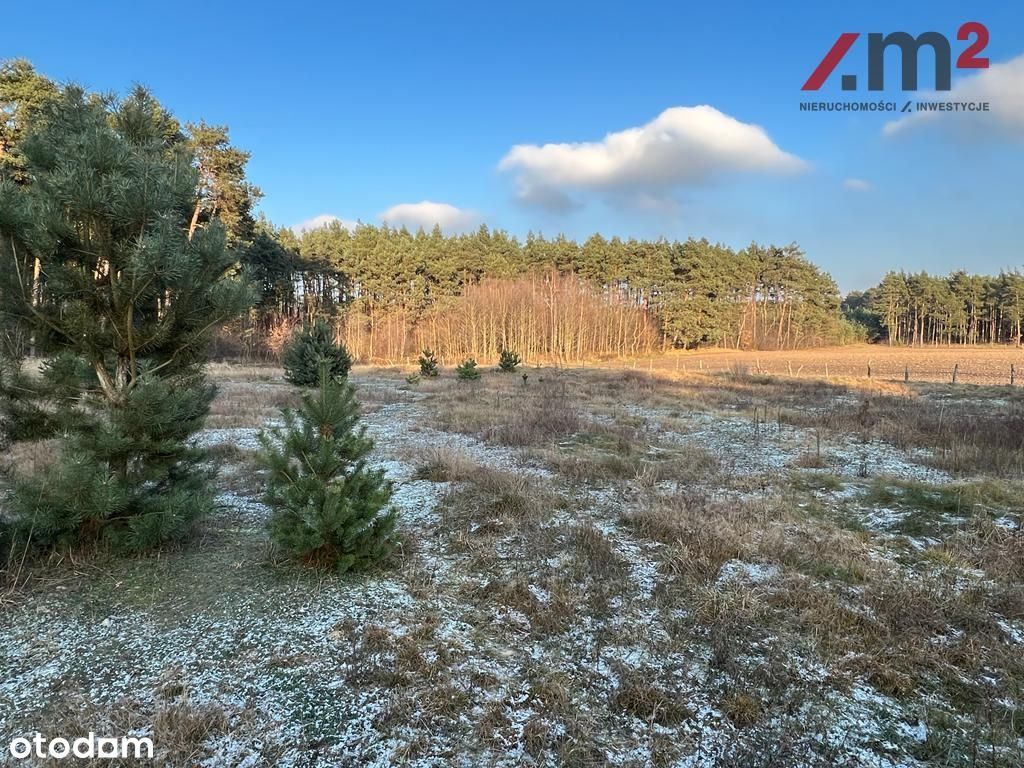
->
[{"left": 7, "top": 1, "right": 1024, "bottom": 291}]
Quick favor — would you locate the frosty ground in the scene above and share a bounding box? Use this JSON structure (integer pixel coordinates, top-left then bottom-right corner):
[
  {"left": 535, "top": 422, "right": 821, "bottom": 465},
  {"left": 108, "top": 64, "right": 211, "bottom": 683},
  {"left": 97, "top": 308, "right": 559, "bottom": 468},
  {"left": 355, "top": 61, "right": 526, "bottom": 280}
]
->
[{"left": 1, "top": 365, "right": 1022, "bottom": 767}]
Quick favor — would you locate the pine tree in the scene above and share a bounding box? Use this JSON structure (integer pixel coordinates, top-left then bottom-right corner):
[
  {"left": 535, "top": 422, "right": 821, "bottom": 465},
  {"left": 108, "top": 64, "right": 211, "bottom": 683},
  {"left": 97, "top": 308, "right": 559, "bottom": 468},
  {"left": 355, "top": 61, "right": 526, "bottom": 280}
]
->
[
  {"left": 9, "top": 375, "right": 216, "bottom": 551},
  {"left": 497, "top": 349, "right": 521, "bottom": 372},
  {"left": 456, "top": 358, "right": 480, "bottom": 380},
  {"left": 0, "top": 86, "right": 253, "bottom": 553},
  {"left": 259, "top": 367, "right": 396, "bottom": 572},
  {"left": 418, "top": 348, "right": 440, "bottom": 377},
  {"left": 0, "top": 351, "right": 93, "bottom": 442},
  {"left": 281, "top": 320, "right": 353, "bottom": 386},
  {"left": 0, "top": 59, "right": 60, "bottom": 182},
  {"left": 185, "top": 121, "right": 262, "bottom": 243}
]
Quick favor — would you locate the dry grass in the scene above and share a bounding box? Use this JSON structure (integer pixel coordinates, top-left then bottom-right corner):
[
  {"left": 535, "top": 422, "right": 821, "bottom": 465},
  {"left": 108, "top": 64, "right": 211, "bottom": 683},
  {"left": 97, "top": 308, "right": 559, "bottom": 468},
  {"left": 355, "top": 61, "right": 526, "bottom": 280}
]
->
[
  {"left": 205, "top": 380, "right": 299, "bottom": 428},
  {"left": 6, "top": 361, "right": 1024, "bottom": 766},
  {"left": 611, "top": 666, "right": 693, "bottom": 726},
  {"left": 946, "top": 519, "right": 1024, "bottom": 583},
  {"left": 721, "top": 692, "right": 763, "bottom": 728},
  {"left": 787, "top": 569, "right": 1020, "bottom": 708},
  {"left": 566, "top": 362, "right": 1024, "bottom": 477},
  {"left": 862, "top": 478, "right": 1024, "bottom": 534},
  {"left": 636, "top": 345, "right": 1024, "bottom": 387},
  {"left": 783, "top": 394, "right": 1024, "bottom": 476},
  {"left": 630, "top": 501, "right": 747, "bottom": 582},
  {"left": 1, "top": 436, "right": 61, "bottom": 476},
  {"left": 569, "top": 523, "right": 628, "bottom": 578},
  {"left": 624, "top": 474, "right": 1022, "bottom": 747},
  {"left": 30, "top": 676, "right": 280, "bottom": 767},
  {"left": 411, "top": 445, "right": 482, "bottom": 483},
  {"left": 545, "top": 435, "right": 719, "bottom": 487},
  {"left": 433, "top": 374, "right": 582, "bottom": 447},
  {"left": 436, "top": 464, "right": 572, "bottom": 602},
  {"left": 579, "top": 363, "right": 914, "bottom": 411},
  {"left": 175, "top": 364, "right": 1024, "bottom": 764},
  {"left": 626, "top": 491, "right": 873, "bottom": 586},
  {"left": 204, "top": 362, "right": 284, "bottom": 382},
  {"left": 440, "top": 466, "right": 559, "bottom": 533}
]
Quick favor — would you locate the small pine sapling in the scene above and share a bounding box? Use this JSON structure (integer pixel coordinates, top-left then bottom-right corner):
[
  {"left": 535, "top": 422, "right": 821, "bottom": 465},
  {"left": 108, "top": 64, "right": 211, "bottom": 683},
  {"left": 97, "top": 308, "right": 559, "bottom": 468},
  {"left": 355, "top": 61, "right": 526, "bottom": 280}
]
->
[
  {"left": 498, "top": 349, "right": 521, "bottom": 372},
  {"left": 282, "top": 321, "right": 353, "bottom": 387},
  {"left": 259, "top": 367, "right": 396, "bottom": 572},
  {"left": 456, "top": 358, "right": 481, "bottom": 381},
  {"left": 418, "top": 349, "right": 440, "bottom": 378}
]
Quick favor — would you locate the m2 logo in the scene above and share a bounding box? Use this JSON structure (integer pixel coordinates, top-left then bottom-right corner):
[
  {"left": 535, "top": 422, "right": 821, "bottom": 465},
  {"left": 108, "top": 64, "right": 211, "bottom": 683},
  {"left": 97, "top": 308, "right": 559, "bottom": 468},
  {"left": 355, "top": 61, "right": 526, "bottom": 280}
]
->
[{"left": 802, "top": 22, "right": 989, "bottom": 91}]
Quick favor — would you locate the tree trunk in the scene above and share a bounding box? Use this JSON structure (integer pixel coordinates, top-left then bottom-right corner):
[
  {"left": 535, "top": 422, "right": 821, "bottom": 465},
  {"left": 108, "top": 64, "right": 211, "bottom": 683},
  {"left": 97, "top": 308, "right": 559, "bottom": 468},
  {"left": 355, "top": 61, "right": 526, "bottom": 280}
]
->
[
  {"left": 28, "top": 256, "right": 42, "bottom": 357},
  {"left": 188, "top": 199, "right": 202, "bottom": 241}
]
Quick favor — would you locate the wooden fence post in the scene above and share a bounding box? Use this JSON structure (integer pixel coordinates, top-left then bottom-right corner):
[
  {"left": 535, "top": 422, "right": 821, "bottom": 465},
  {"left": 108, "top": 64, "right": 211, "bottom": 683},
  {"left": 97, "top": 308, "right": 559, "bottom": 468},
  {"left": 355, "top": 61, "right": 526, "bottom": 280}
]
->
[
  {"left": 904, "top": 365, "right": 909, "bottom": 383},
  {"left": 1011, "top": 364, "right": 1016, "bottom": 386},
  {"left": 952, "top": 363, "right": 959, "bottom": 384}
]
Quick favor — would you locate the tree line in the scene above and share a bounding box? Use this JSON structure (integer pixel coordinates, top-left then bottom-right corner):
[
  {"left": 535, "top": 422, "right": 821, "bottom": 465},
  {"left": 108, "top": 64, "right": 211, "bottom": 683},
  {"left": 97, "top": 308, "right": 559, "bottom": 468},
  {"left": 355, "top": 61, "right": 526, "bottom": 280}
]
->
[
  {"left": 331, "top": 272, "right": 661, "bottom": 363},
  {"left": 240, "top": 222, "right": 862, "bottom": 361},
  {"left": 845, "top": 271, "right": 1024, "bottom": 346}
]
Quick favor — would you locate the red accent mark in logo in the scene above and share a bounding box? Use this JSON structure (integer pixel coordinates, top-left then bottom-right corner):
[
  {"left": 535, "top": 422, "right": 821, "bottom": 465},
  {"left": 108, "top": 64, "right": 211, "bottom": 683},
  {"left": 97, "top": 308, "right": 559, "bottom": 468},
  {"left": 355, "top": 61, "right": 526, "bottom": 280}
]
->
[{"left": 802, "top": 33, "right": 860, "bottom": 90}]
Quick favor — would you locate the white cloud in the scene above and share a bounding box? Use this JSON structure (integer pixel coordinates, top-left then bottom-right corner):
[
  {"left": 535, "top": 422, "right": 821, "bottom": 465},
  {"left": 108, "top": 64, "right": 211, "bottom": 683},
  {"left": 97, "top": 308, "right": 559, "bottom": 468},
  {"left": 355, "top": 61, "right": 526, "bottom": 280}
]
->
[
  {"left": 884, "top": 53, "right": 1024, "bottom": 138},
  {"left": 843, "top": 178, "right": 871, "bottom": 191},
  {"left": 377, "top": 201, "right": 479, "bottom": 232},
  {"left": 498, "top": 105, "right": 805, "bottom": 210},
  {"left": 291, "top": 214, "right": 361, "bottom": 235}
]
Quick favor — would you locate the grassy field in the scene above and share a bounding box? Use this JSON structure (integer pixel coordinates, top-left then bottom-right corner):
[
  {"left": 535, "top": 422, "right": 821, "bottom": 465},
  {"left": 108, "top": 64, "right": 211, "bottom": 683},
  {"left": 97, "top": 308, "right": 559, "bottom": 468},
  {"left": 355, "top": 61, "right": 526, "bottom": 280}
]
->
[
  {"left": 2, "top": 362, "right": 1023, "bottom": 766},
  {"left": 615, "top": 345, "right": 1024, "bottom": 387}
]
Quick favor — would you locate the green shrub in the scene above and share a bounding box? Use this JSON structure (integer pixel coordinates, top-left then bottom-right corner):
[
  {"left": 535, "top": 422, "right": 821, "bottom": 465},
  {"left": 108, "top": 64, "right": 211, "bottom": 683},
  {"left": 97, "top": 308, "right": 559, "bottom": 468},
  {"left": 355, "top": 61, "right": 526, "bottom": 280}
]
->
[
  {"left": 418, "top": 349, "right": 440, "bottom": 378},
  {"left": 282, "top": 321, "right": 352, "bottom": 387},
  {"left": 8, "top": 375, "right": 215, "bottom": 553},
  {"left": 498, "top": 349, "right": 521, "bottom": 372},
  {"left": 456, "top": 358, "right": 480, "bottom": 381},
  {"left": 259, "top": 367, "right": 396, "bottom": 572}
]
